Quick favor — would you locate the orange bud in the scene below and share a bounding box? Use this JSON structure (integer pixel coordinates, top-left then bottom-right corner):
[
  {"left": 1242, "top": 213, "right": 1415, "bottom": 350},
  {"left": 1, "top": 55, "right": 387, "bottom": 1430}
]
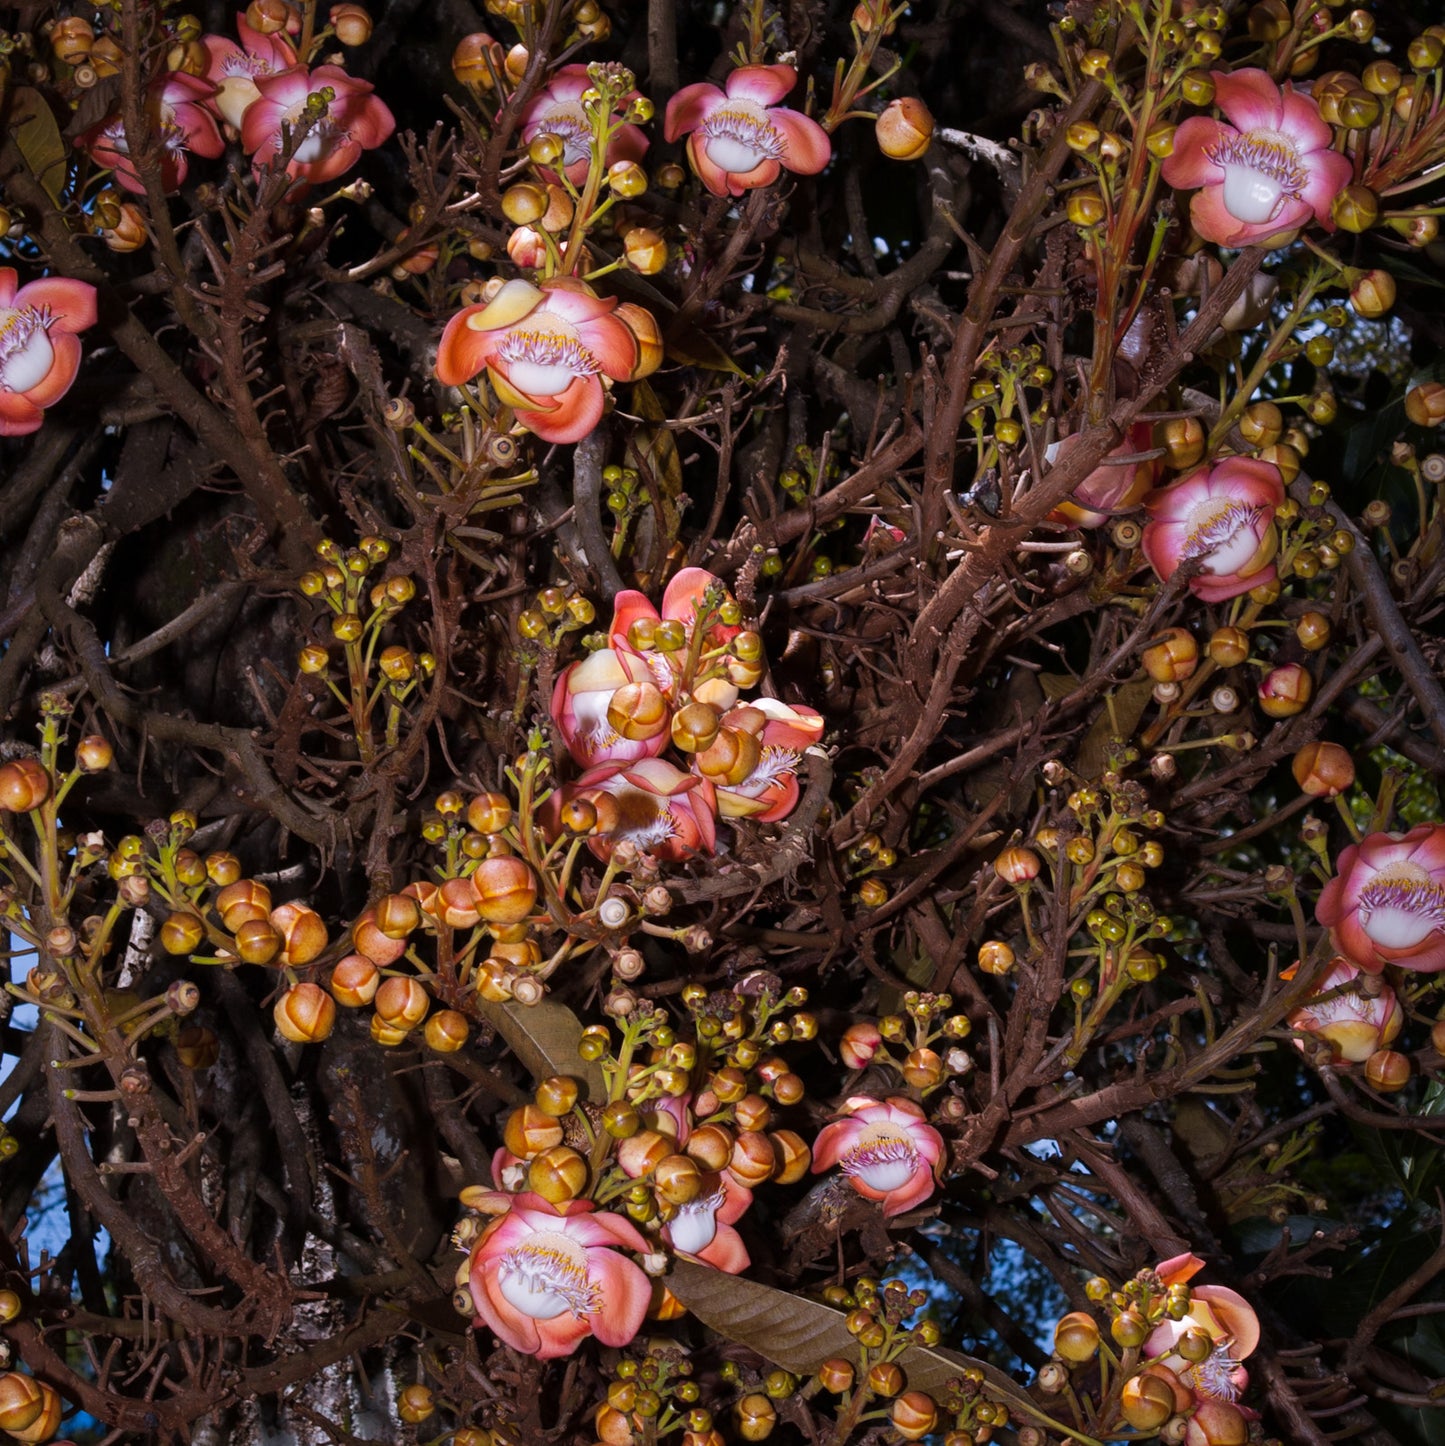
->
[
  {"left": 471, "top": 855, "right": 537, "bottom": 924},
  {"left": 994, "top": 846, "right": 1041, "bottom": 883},
  {"left": 1292, "top": 741, "right": 1354, "bottom": 797},
  {"left": 876, "top": 97, "right": 934, "bottom": 160},
  {"left": 654, "top": 1152, "right": 703, "bottom": 1204},
  {"left": 217, "top": 879, "right": 272, "bottom": 931},
  {"left": 734, "top": 1093, "right": 772, "bottom": 1133},
  {"left": 866, "top": 1361, "right": 904, "bottom": 1397},
  {"left": 695, "top": 726, "right": 761, "bottom": 785},
  {"left": 617, "top": 1128, "right": 671, "bottom": 1178},
  {"left": 623, "top": 226, "right": 667, "bottom": 274},
  {"left": 1053, "top": 1310, "right": 1100, "bottom": 1362},
  {"left": 615, "top": 302, "right": 663, "bottom": 381},
  {"left": 234, "top": 917, "right": 283, "bottom": 966},
  {"left": 1258, "top": 663, "right": 1312, "bottom": 718},
  {"left": 330, "top": 3, "right": 373, "bottom": 44},
  {"left": 1207, "top": 626, "right": 1250, "bottom": 667},
  {"left": 1120, "top": 1371, "right": 1176, "bottom": 1431},
  {"left": 0, "top": 1379, "right": 60, "bottom": 1443},
  {"left": 1406, "top": 381, "right": 1445, "bottom": 429},
  {"left": 729, "top": 1129, "right": 777, "bottom": 1185},
  {"left": 1142, "top": 628, "right": 1198, "bottom": 684},
  {"left": 50, "top": 16, "right": 95, "bottom": 64},
  {"left": 424, "top": 1009, "right": 470, "bottom": 1052},
  {"left": 246, "top": 0, "right": 291, "bottom": 33},
  {"left": 269, "top": 901, "right": 328, "bottom": 965},
  {"left": 274, "top": 982, "right": 336, "bottom": 1044},
  {"left": 890, "top": 1391, "right": 938, "bottom": 1440},
  {"left": 607, "top": 680, "right": 670, "bottom": 740},
  {"left": 505, "top": 1104, "right": 565, "bottom": 1159},
  {"left": 437, "top": 877, "right": 482, "bottom": 929},
  {"left": 684, "top": 1123, "right": 735, "bottom": 1171},
  {"left": 0, "top": 758, "right": 51, "bottom": 813},
  {"left": 161, "top": 912, "right": 206, "bottom": 955},
  {"left": 353, "top": 905, "right": 408, "bottom": 964},
  {"left": 374, "top": 975, "right": 429, "bottom": 1030},
  {"left": 528, "top": 1144, "right": 589, "bottom": 1203},
  {"left": 330, "top": 954, "right": 381, "bottom": 1007},
  {"left": 452, "top": 32, "right": 503, "bottom": 87},
  {"left": 0, "top": 1374, "right": 46, "bottom": 1433},
  {"left": 769, "top": 1128, "right": 811, "bottom": 1183},
  {"left": 175, "top": 1024, "right": 220, "bottom": 1069},
  {"left": 467, "top": 791, "right": 513, "bottom": 833},
  {"left": 1365, "top": 1048, "right": 1410, "bottom": 1092}
]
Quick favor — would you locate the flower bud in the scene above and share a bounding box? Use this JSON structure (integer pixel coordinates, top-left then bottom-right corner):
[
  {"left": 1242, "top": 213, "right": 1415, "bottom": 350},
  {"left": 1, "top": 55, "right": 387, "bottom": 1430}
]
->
[
  {"left": 161, "top": 912, "right": 206, "bottom": 955},
  {"left": 994, "top": 846, "right": 1041, "bottom": 884},
  {"left": 1142, "top": 628, "right": 1198, "bottom": 684},
  {"left": 0, "top": 1374, "right": 46, "bottom": 1433},
  {"left": 217, "top": 879, "right": 272, "bottom": 931},
  {"left": 502, "top": 183, "right": 548, "bottom": 226},
  {"left": 978, "top": 940, "right": 1015, "bottom": 975},
  {"left": 1350, "top": 268, "right": 1396, "bottom": 318},
  {"left": 505, "top": 1103, "right": 565, "bottom": 1158},
  {"left": 818, "top": 1358, "right": 854, "bottom": 1393},
  {"left": 1159, "top": 416, "right": 1205, "bottom": 470},
  {"left": 1258, "top": 663, "right": 1312, "bottom": 719},
  {"left": 0, "top": 759, "right": 50, "bottom": 813},
  {"left": 696, "top": 727, "right": 761, "bottom": 785},
  {"left": 0, "top": 1377, "right": 59, "bottom": 1442},
  {"left": 76, "top": 734, "right": 113, "bottom": 771},
  {"left": 471, "top": 856, "right": 537, "bottom": 924},
  {"left": 269, "top": 901, "right": 328, "bottom": 965},
  {"left": 246, "top": 0, "right": 290, "bottom": 32},
  {"left": 1053, "top": 1310, "right": 1100, "bottom": 1362},
  {"left": 607, "top": 681, "right": 669, "bottom": 741},
  {"left": 275, "top": 982, "right": 337, "bottom": 1044},
  {"left": 840, "top": 1020, "right": 882, "bottom": 1069},
  {"left": 729, "top": 1129, "right": 777, "bottom": 1185},
  {"left": 528, "top": 1144, "right": 589, "bottom": 1203},
  {"left": 1292, "top": 741, "right": 1354, "bottom": 798},
  {"left": 330, "top": 954, "right": 380, "bottom": 1006},
  {"left": 876, "top": 97, "right": 934, "bottom": 160},
  {"left": 624, "top": 227, "right": 667, "bottom": 274},
  {"left": 890, "top": 1392, "right": 937, "bottom": 1440},
  {"left": 330, "top": 3, "right": 373, "bottom": 44},
  {"left": 735, "top": 1394, "right": 776, "bottom": 1441},
  {"left": 1332, "top": 184, "right": 1379, "bottom": 233},
  {"left": 1365, "top": 1048, "right": 1410, "bottom": 1092},
  {"left": 770, "top": 1128, "right": 811, "bottom": 1183},
  {"left": 374, "top": 975, "right": 429, "bottom": 1030},
  {"left": 1406, "top": 382, "right": 1445, "bottom": 429},
  {"left": 425, "top": 1009, "right": 470, "bottom": 1052}
]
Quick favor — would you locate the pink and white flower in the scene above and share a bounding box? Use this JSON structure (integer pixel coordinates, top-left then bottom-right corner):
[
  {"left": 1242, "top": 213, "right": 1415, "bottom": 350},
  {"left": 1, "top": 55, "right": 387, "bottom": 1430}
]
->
[
  {"left": 1285, "top": 956, "right": 1403, "bottom": 1063},
  {"left": 1318, "top": 824, "right": 1445, "bottom": 975},
  {"left": 201, "top": 13, "right": 299, "bottom": 128},
  {"left": 466, "top": 1191, "right": 651, "bottom": 1359},
  {"left": 811, "top": 1095, "right": 944, "bottom": 1218},
  {"left": 1141, "top": 457, "right": 1284, "bottom": 603},
  {"left": 519, "top": 63, "right": 648, "bottom": 187},
  {"left": 661, "top": 1172, "right": 751, "bottom": 1274},
  {"left": 79, "top": 74, "right": 225, "bottom": 195},
  {"left": 702, "top": 699, "right": 825, "bottom": 821},
  {"left": 1048, "top": 423, "right": 1161, "bottom": 528},
  {"left": 609, "top": 568, "right": 742, "bottom": 703},
  {"left": 240, "top": 63, "right": 395, "bottom": 186},
  {"left": 1147, "top": 1254, "right": 1259, "bottom": 1408},
  {"left": 551, "top": 646, "right": 670, "bottom": 770},
  {"left": 0, "top": 270, "right": 98, "bottom": 437},
  {"left": 1162, "top": 68, "right": 1353, "bottom": 248},
  {"left": 665, "top": 65, "right": 831, "bottom": 198},
  {"left": 563, "top": 758, "right": 718, "bottom": 862},
  {"left": 436, "top": 279, "right": 657, "bottom": 445}
]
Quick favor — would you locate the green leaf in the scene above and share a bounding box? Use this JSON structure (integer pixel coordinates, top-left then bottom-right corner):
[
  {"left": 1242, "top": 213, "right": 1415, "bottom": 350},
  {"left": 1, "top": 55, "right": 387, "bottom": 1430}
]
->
[
  {"left": 9, "top": 86, "right": 69, "bottom": 205},
  {"left": 665, "top": 1261, "right": 1086, "bottom": 1439},
  {"left": 478, "top": 998, "right": 604, "bottom": 1099}
]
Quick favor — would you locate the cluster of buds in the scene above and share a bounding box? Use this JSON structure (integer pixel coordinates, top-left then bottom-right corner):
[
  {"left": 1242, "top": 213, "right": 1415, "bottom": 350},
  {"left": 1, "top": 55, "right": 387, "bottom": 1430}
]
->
[
  {"left": 296, "top": 536, "right": 433, "bottom": 766},
  {"left": 837, "top": 993, "right": 972, "bottom": 1094},
  {"left": 1047, "top": 1255, "right": 1259, "bottom": 1445},
  {"left": 548, "top": 568, "right": 824, "bottom": 862},
  {"left": 595, "top": 1349, "right": 707, "bottom": 1444}
]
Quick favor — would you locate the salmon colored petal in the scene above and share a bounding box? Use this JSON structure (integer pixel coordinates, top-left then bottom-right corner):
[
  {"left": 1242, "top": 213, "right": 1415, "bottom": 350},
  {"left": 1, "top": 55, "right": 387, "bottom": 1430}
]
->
[
  {"left": 1300, "top": 147, "right": 1354, "bottom": 222},
  {"left": 565, "top": 1210, "right": 650, "bottom": 1252},
  {"left": 515, "top": 376, "right": 603, "bottom": 444},
  {"left": 435, "top": 309, "right": 492, "bottom": 385},
  {"left": 16, "top": 276, "right": 98, "bottom": 332},
  {"left": 623, "top": 757, "right": 698, "bottom": 794},
  {"left": 665, "top": 82, "right": 724, "bottom": 141},
  {"left": 586, "top": 1252, "right": 651, "bottom": 1346},
  {"left": 687, "top": 779, "right": 717, "bottom": 853},
  {"left": 770, "top": 108, "right": 831, "bottom": 174},
  {"left": 686, "top": 134, "right": 733, "bottom": 197},
  {"left": 0, "top": 391, "right": 45, "bottom": 436},
  {"left": 810, "top": 1118, "right": 857, "bottom": 1172},
  {"left": 1161, "top": 117, "right": 1230, "bottom": 190},
  {"left": 725, "top": 64, "right": 797, "bottom": 107},
  {"left": 1277, "top": 84, "right": 1334, "bottom": 152},
  {"left": 541, "top": 277, "right": 617, "bottom": 324},
  {"left": 578, "top": 314, "right": 641, "bottom": 381},
  {"left": 1406, "top": 825, "right": 1445, "bottom": 871},
  {"left": 0, "top": 268, "right": 16, "bottom": 306},
  {"left": 881, "top": 1165, "right": 937, "bottom": 1217},
  {"left": 609, "top": 590, "right": 662, "bottom": 643},
  {"left": 695, "top": 1224, "right": 751, "bottom": 1274},
  {"left": 21, "top": 332, "right": 82, "bottom": 408},
  {"left": 1193, "top": 1285, "right": 1260, "bottom": 1358},
  {"left": 661, "top": 567, "right": 720, "bottom": 625},
  {"left": 1191, "top": 563, "right": 1275, "bottom": 603},
  {"left": 1211, "top": 68, "right": 1284, "bottom": 134},
  {"left": 1157, "top": 1253, "right": 1207, "bottom": 1288}
]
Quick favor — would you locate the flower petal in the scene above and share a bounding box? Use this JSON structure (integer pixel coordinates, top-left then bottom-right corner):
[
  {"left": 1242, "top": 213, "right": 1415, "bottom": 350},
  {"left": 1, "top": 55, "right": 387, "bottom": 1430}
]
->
[
  {"left": 515, "top": 375, "right": 603, "bottom": 444},
  {"left": 695, "top": 1223, "right": 751, "bottom": 1274},
  {"left": 19, "top": 331, "right": 82, "bottom": 408},
  {"left": 585, "top": 1250, "right": 651, "bottom": 1347},
  {"left": 0, "top": 390, "right": 45, "bottom": 436},
  {"left": 609, "top": 590, "right": 662, "bottom": 644},
  {"left": 1211, "top": 68, "right": 1284, "bottom": 134},
  {"left": 1161, "top": 117, "right": 1231, "bottom": 191},
  {"left": 665, "top": 82, "right": 724, "bottom": 142},
  {"left": 770, "top": 107, "right": 831, "bottom": 175},
  {"left": 1277, "top": 84, "right": 1334, "bottom": 153},
  {"left": 14, "top": 276, "right": 98, "bottom": 333},
  {"left": 725, "top": 64, "right": 797, "bottom": 108},
  {"left": 880, "top": 1165, "right": 938, "bottom": 1217}
]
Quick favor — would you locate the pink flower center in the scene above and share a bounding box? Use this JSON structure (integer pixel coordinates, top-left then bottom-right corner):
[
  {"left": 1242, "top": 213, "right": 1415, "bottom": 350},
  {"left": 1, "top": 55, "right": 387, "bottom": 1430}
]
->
[
  {"left": 0, "top": 306, "right": 56, "bottom": 394},
  {"left": 701, "top": 101, "right": 784, "bottom": 174},
  {"left": 282, "top": 103, "right": 340, "bottom": 165},
  {"left": 1304, "top": 983, "right": 1377, "bottom": 1029},
  {"left": 666, "top": 1185, "right": 726, "bottom": 1255},
  {"left": 730, "top": 744, "right": 799, "bottom": 798},
  {"left": 1206, "top": 130, "right": 1308, "bottom": 225},
  {"left": 1185, "top": 1341, "right": 1244, "bottom": 1402},
  {"left": 532, "top": 104, "right": 592, "bottom": 167},
  {"left": 1181, "top": 497, "right": 1270, "bottom": 575},
  {"left": 841, "top": 1124, "right": 919, "bottom": 1193},
  {"left": 497, "top": 1230, "right": 599, "bottom": 1321},
  {"left": 497, "top": 324, "right": 599, "bottom": 397},
  {"left": 1358, "top": 865, "right": 1445, "bottom": 949}
]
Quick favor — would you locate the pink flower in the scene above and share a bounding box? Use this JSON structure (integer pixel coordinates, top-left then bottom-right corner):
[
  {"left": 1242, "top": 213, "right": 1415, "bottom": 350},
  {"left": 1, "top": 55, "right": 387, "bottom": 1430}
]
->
[
  {"left": 0, "top": 269, "right": 98, "bottom": 437},
  {"left": 610, "top": 568, "right": 743, "bottom": 704},
  {"left": 1285, "top": 957, "right": 1404, "bottom": 1063},
  {"left": 1318, "top": 824, "right": 1445, "bottom": 975},
  {"left": 436, "top": 279, "right": 656, "bottom": 445},
  {"left": 665, "top": 65, "right": 831, "bottom": 198},
  {"left": 241, "top": 63, "right": 395, "bottom": 185},
  {"left": 202, "top": 13, "right": 299, "bottom": 128},
  {"left": 79, "top": 74, "right": 225, "bottom": 195},
  {"left": 661, "top": 1172, "right": 751, "bottom": 1274},
  {"left": 564, "top": 758, "right": 717, "bottom": 862},
  {"left": 701, "top": 699, "right": 825, "bottom": 822},
  {"left": 1146, "top": 1255, "right": 1258, "bottom": 1409},
  {"left": 519, "top": 64, "right": 648, "bottom": 187},
  {"left": 551, "top": 646, "right": 670, "bottom": 770},
  {"left": 1162, "top": 68, "right": 1352, "bottom": 247},
  {"left": 1141, "top": 458, "right": 1283, "bottom": 603},
  {"left": 467, "top": 1191, "right": 651, "bottom": 1359},
  {"left": 810, "top": 1096, "right": 944, "bottom": 1218},
  {"left": 1048, "top": 423, "right": 1160, "bottom": 528}
]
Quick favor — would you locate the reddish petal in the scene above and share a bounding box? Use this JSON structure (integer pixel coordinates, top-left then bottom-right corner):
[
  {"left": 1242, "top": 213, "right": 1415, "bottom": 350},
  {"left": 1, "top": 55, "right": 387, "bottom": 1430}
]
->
[
  {"left": 435, "top": 307, "right": 496, "bottom": 385},
  {"left": 880, "top": 1164, "right": 937, "bottom": 1217},
  {"left": 1398, "top": 936, "right": 1445, "bottom": 974},
  {"left": 725, "top": 64, "right": 797, "bottom": 107},
  {"left": 1333, "top": 910, "right": 1386, "bottom": 974},
  {"left": 515, "top": 375, "right": 603, "bottom": 445},
  {"left": 695, "top": 1224, "right": 751, "bottom": 1274},
  {"left": 661, "top": 567, "right": 720, "bottom": 625},
  {"left": 686, "top": 135, "right": 732, "bottom": 197},
  {"left": 608, "top": 122, "right": 650, "bottom": 167},
  {"left": 810, "top": 1119, "right": 860, "bottom": 1172},
  {"left": 1211, "top": 67, "right": 1284, "bottom": 134},
  {"left": 0, "top": 269, "right": 16, "bottom": 307},
  {"left": 253, "top": 64, "right": 314, "bottom": 108},
  {"left": 541, "top": 65, "right": 592, "bottom": 104},
  {"left": 665, "top": 82, "right": 724, "bottom": 142},
  {"left": 1157, "top": 1253, "right": 1207, "bottom": 1287},
  {"left": 609, "top": 591, "right": 662, "bottom": 644},
  {"left": 585, "top": 1252, "right": 651, "bottom": 1347},
  {"left": 532, "top": 1311, "right": 594, "bottom": 1360},
  {"left": 343, "top": 93, "right": 396, "bottom": 149},
  {"left": 1161, "top": 117, "right": 1231, "bottom": 190},
  {"left": 578, "top": 313, "right": 641, "bottom": 382},
  {"left": 1188, "top": 186, "right": 1256, "bottom": 247},
  {"left": 15, "top": 277, "right": 97, "bottom": 333},
  {"left": 1316, "top": 875, "right": 1344, "bottom": 928},
  {"left": 21, "top": 332, "right": 82, "bottom": 408},
  {"left": 1193, "top": 1285, "right": 1260, "bottom": 1359},
  {"left": 724, "top": 157, "right": 782, "bottom": 194},
  {"left": 753, "top": 776, "right": 800, "bottom": 823},
  {"left": 240, "top": 99, "right": 287, "bottom": 156},
  {"left": 564, "top": 1210, "right": 650, "bottom": 1253},
  {"left": 770, "top": 108, "right": 831, "bottom": 175},
  {"left": 1190, "top": 563, "right": 1273, "bottom": 603},
  {"left": 1277, "top": 84, "right": 1333, "bottom": 153},
  {"left": 1405, "top": 825, "right": 1445, "bottom": 871},
  {"left": 0, "top": 391, "right": 45, "bottom": 436},
  {"left": 540, "top": 277, "right": 617, "bottom": 325},
  {"left": 1300, "top": 148, "right": 1354, "bottom": 224},
  {"left": 470, "top": 1261, "right": 544, "bottom": 1355}
]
